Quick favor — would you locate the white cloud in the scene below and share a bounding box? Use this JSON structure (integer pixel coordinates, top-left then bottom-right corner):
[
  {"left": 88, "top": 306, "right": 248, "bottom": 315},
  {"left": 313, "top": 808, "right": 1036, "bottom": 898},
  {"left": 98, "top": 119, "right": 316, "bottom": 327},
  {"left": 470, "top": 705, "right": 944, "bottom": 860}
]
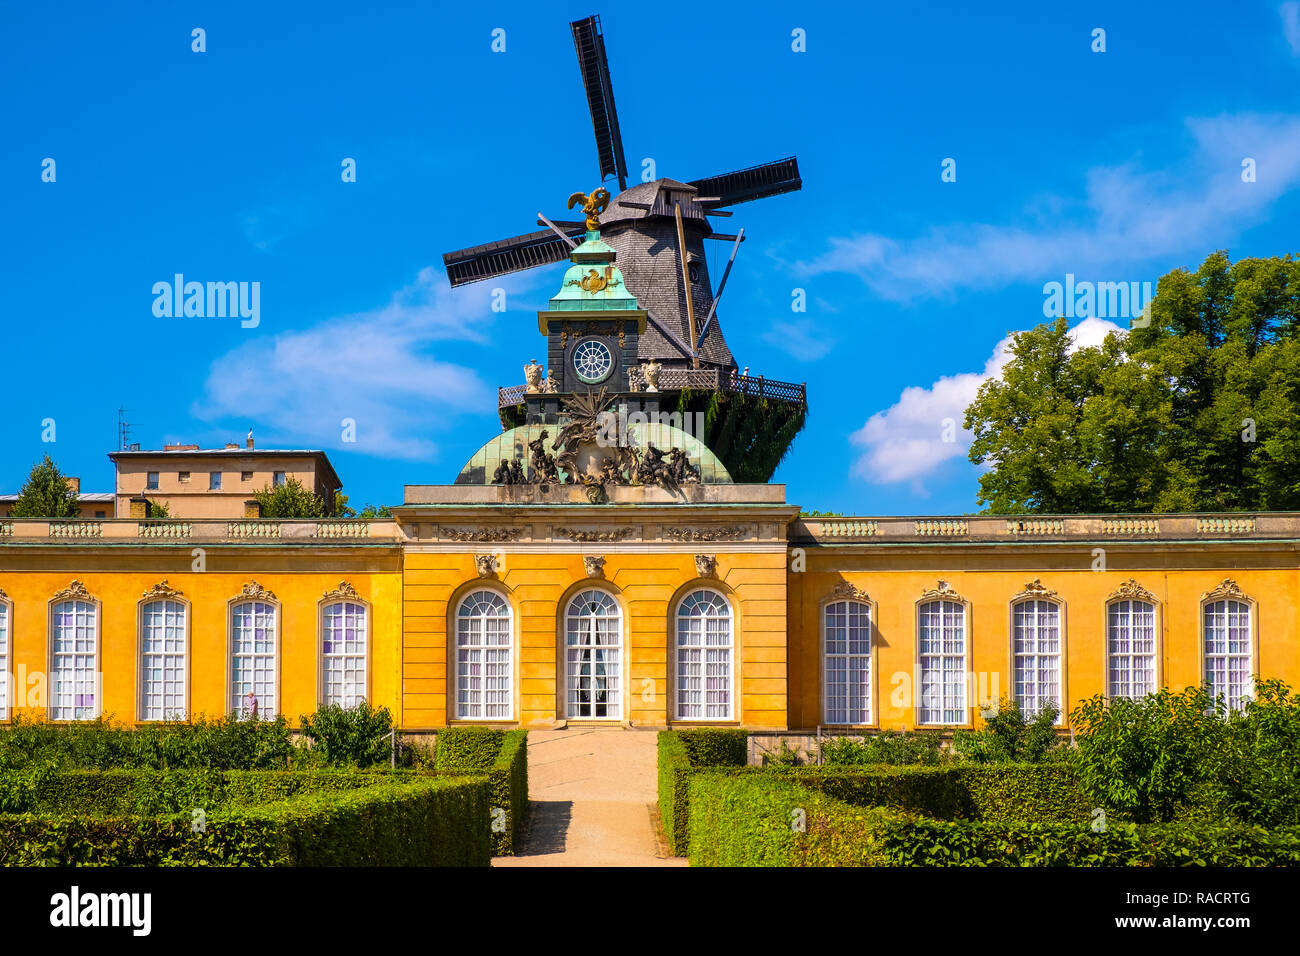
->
[
  {"left": 194, "top": 268, "right": 528, "bottom": 461},
  {"left": 1284, "top": 3, "right": 1300, "bottom": 56},
  {"left": 799, "top": 114, "right": 1300, "bottom": 301},
  {"left": 850, "top": 317, "right": 1122, "bottom": 488},
  {"left": 761, "top": 318, "right": 833, "bottom": 360}
]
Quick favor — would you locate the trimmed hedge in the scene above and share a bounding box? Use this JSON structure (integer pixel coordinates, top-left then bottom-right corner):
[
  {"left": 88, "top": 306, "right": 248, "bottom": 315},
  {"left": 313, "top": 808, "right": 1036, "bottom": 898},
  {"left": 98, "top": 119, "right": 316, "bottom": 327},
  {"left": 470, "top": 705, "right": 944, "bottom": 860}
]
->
[
  {"left": 0, "top": 775, "right": 491, "bottom": 866},
  {"left": 657, "top": 729, "right": 749, "bottom": 856},
  {"left": 687, "top": 774, "right": 1300, "bottom": 867},
  {"left": 435, "top": 727, "right": 528, "bottom": 855}
]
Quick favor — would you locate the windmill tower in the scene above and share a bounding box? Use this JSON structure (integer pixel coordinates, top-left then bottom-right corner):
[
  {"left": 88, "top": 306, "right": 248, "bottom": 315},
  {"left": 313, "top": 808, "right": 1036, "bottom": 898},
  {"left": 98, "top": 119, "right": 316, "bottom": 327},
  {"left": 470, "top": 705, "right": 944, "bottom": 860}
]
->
[{"left": 444, "top": 14, "right": 807, "bottom": 483}]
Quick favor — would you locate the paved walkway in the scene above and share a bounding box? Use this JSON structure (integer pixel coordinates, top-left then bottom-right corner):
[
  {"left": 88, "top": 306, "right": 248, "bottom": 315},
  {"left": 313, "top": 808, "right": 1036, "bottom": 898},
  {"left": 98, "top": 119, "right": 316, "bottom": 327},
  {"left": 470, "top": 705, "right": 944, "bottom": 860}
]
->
[{"left": 493, "top": 728, "right": 686, "bottom": 867}]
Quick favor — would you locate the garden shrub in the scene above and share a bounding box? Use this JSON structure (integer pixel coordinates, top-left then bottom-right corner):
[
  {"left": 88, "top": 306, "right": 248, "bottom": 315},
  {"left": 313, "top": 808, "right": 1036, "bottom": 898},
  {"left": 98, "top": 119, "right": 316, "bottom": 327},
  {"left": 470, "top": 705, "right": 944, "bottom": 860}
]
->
[
  {"left": 435, "top": 727, "right": 528, "bottom": 854},
  {"left": 952, "top": 698, "right": 1064, "bottom": 763},
  {"left": 1211, "top": 679, "right": 1300, "bottom": 828},
  {"left": 657, "top": 730, "right": 749, "bottom": 856},
  {"left": 0, "top": 775, "right": 491, "bottom": 867},
  {"left": 298, "top": 702, "right": 395, "bottom": 766},
  {"left": 818, "top": 730, "right": 946, "bottom": 766}
]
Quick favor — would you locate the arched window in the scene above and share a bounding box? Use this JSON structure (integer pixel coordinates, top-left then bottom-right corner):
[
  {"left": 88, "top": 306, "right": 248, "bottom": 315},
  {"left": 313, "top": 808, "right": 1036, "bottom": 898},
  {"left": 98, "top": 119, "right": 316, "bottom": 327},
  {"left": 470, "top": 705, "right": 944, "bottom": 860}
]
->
[
  {"left": 230, "top": 601, "right": 277, "bottom": 718},
  {"left": 565, "top": 589, "right": 622, "bottom": 719},
  {"left": 0, "top": 599, "right": 10, "bottom": 721},
  {"left": 1012, "top": 598, "right": 1061, "bottom": 719},
  {"left": 140, "top": 599, "right": 187, "bottom": 720},
  {"left": 917, "top": 598, "right": 966, "bottom": 725},
  {"left": 456, "top": 590, "right": 513, "bottom": 720},
  {"left": 321, "top": 600, "right": 368, "bottom": 708},
  {"left": 824, "top": 600, "right": 871, "bottom": 724},
  {"left": 1204, "top": 598, "right": 1252, "bottom": 711},
  {"left": 1108, "top": 599, "right": 1157, "bottom": 699},
  {"left": 675, "top": 589, "right": 733, "bottom": 720},
  {"left": 50, "top": 599, "right": 99, "bottom": 720}
]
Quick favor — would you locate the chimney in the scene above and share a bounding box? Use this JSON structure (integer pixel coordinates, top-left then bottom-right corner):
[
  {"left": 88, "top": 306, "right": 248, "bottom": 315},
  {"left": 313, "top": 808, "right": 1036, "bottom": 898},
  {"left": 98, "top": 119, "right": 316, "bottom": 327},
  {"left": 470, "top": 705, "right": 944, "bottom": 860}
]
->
[
  {"left": 225, "top": 442, "right": 238, "bottom": 450},
  {"left": 67, "top": 476, "right": 81, "bottom": 496},
  {"left": 163, "top": 443, "right": 200, "bottom": 452},
  {"left": 246, "top": 429, "right": 255, "bottom": 450}
]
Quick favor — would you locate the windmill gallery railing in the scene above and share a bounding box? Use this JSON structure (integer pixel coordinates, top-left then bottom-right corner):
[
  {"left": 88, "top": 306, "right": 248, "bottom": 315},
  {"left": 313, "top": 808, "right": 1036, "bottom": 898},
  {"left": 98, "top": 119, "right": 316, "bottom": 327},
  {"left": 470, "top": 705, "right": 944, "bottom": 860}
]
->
[{"left": 498, "top": 371, "right": 806, "bottom": 409}]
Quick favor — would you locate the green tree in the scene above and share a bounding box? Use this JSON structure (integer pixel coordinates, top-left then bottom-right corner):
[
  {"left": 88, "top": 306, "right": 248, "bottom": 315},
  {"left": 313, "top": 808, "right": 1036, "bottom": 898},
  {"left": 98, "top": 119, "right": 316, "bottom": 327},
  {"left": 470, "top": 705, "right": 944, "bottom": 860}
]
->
[
  {"left": 965, "top": 250, "right": 1300, "bottom": 512},
  {"left": 10, "top": 455, "right": 80, "bottom": 518},
  {"left": 358, "top": 503, "right": 392, "bottom": 518},
  {"left": 253, "top": 477, "right": 326, "bottom": 518}
]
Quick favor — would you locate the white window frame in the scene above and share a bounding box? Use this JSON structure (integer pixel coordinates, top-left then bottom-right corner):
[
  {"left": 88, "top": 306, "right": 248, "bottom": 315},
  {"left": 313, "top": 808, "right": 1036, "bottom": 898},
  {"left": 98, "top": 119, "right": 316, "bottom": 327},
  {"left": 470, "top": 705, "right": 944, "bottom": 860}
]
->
[
  {"left": 320, "top": 598, "right": 369, "bottom": 708},
  {"left": 674, "top": 588, "right": 734, "bottom": 721},
  {"left": 455, "top": 589, "right": 514, "bottom": 721},
  {"left": 139, "top": 598, "right": 189, "bottom": 721},
  {"left": 917, "top": 598, "right": 967, "bottom": 725},
  {"left": 229, "top": 599, "right": 278, "bottom": 719},
  {"left": 823, "top": 599, "right": 872, "bottom": 725},
  {"left": 0, "top": 599, "right": 11, "bottom": 721},
  {"left": 1203, "top": 598, "right": 1254, "bottom": 712},
  {"left": 564, "top": 589, "right": 623, "bottom": 720},
  {"left": 1107, "top": 598, "right": 1158, "bottom": 700},
  {"left": 1011, "top": 598, "right": 1063, "bottom": 722},
  {"left": 49, "top": 597, "right": 100, "bottom": 721}
]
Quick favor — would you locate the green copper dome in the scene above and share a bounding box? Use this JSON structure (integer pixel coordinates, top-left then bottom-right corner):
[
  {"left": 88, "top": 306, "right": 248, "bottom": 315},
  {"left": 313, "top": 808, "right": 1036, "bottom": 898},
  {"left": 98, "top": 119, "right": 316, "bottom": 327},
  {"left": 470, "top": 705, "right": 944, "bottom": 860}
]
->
[{"left": 546, "top": 231, "right": 641, "bottom": 312}]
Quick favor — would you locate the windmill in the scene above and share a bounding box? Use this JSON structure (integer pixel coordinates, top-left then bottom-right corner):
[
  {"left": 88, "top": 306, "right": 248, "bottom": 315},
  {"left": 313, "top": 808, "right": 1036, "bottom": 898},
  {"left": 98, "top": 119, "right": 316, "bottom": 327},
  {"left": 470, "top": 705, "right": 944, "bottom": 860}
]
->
[{"left": 445, "top": 13, "right": 807, "bottom": 483}]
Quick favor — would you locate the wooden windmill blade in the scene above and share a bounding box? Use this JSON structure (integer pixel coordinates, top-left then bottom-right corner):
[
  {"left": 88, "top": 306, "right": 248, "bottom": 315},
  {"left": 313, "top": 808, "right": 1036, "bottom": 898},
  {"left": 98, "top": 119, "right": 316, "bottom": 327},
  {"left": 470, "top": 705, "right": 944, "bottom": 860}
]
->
[
  {"left": 570, "top": 15, "right": 628, "bottom": 192},
  {"left": 690, "top": 156, "right": 802, "bottom": 208},
  {"left": 443, "top": 225, "right": 587, "bottom": 288}
]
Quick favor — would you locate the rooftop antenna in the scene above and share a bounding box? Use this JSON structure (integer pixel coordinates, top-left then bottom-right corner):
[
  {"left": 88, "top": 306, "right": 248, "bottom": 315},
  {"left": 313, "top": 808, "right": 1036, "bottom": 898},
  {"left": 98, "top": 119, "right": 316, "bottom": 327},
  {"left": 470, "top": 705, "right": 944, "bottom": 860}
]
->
[{"left": 117, "top": 406, "right": 132, "bottom": 451}]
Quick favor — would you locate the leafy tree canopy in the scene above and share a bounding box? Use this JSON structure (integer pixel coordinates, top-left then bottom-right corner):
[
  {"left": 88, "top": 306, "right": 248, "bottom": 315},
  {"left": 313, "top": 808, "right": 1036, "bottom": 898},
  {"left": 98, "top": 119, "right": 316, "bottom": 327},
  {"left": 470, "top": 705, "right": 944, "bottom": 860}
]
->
[
  {"left": 253, "top": 477, "right": 327, "bottom": 518},
  {"left": 965, "top": 250, "right": 1300, "bottom": 512},
  {"left": 11, "top": 455, "right": 79, "bottom": 518}
]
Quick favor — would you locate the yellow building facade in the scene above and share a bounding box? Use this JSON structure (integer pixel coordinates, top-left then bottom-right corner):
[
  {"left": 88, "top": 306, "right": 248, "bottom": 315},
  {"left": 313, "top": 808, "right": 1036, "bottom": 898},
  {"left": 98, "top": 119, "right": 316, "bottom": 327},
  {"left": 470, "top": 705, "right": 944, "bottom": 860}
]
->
[{"left": 0, "top": 496, "right": 1295, "bottom": 733}]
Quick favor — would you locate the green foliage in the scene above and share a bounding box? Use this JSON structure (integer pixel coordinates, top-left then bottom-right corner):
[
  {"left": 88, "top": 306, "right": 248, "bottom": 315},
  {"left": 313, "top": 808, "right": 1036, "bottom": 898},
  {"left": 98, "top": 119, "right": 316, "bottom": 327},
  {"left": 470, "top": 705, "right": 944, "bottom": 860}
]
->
[
  {"left": 952, "top": 698, "right": 1064, "bottom": 763},
  {"left": 0, "top": 774, "right": 492, "bottom": 867},
  {"left": 434, "top": 727, "right": 528, "bottom": 855},
  {"left": 965, "top": 251, "right": 1300, "bottom": 512},
  {"left": 1071, "top": 687, "right": 1227, "bottom": 823},
  {"left": 358, "top": 503, "right": 392, "bottom": 517},
  {"left": 1212, "top": 679, "right": 1300, "bottom": 827},
  {"left": 253, "top": 476, "right": 327, "bottom": 518},
  {"left": 819, "top": 730, "right": 946, "bottom": 766},
  {"left": 657, "top": 730, "right": 749, "bottom": 856},
  {"left": 760, "top": 739, "right": 803, "bottom": 767},
  {"left": 686, "top": 773, "right": 1300, "bottom": 868},
  {"left": 147, "top": 499, "right": 171, "bottom": 518},
  {"left": 298, "top": 702, "right": 394, "bottom": 766},
  {"left": 10, "top": 454, "right": 79, "bottom": 518}
]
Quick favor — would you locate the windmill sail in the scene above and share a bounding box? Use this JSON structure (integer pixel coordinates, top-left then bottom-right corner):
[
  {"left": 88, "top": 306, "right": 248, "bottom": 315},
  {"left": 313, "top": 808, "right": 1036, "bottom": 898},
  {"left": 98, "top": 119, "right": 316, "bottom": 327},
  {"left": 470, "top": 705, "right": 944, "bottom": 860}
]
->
[
  {"left": 571, "top": 15, "right": 628, "bottom": 192},
  {"left": 690, "top": 157, "right": 802, "bottom": 208},
  {"left": 443, "top": 226, "right": 586, "bottom": 287}
]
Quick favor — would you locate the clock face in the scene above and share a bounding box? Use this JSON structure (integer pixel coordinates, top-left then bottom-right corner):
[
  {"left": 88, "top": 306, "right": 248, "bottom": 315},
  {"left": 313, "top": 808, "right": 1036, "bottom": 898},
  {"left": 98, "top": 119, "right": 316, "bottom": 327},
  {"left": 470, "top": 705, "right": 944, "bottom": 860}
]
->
[{"left": 572, "top": 337, "right": 614, "bottom": 384}]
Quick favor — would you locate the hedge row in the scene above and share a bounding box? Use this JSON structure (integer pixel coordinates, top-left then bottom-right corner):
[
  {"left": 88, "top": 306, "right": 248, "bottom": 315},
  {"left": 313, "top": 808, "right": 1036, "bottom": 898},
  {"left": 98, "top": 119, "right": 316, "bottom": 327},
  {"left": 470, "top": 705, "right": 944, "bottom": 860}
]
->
[
  {"left": 435, "top": 727, "right": 529, "bottom": 855},
  {"left": 0, "top": 775, "right": 491, "bottom": 866},
  {"left": 687, "top": 774, "right": 1300, "bottom": 867},
  {"left": 657, "top": 730, "right": 749, "bottom": 855}
]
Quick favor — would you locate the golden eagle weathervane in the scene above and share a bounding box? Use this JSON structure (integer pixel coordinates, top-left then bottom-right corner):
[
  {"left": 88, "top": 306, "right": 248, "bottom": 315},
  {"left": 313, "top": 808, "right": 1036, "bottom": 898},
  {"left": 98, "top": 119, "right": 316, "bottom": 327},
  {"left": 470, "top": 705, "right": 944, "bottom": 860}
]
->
[{"left": 567, "top": 187, "right": 611, "bottom": 231}]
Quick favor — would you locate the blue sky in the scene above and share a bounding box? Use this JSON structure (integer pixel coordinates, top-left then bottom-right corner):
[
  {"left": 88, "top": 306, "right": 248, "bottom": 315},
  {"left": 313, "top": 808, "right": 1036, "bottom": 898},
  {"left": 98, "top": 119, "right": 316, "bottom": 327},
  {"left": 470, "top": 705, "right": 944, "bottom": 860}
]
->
[{"left": 4, "top": 0, "right": 1300, "bottom": 514}]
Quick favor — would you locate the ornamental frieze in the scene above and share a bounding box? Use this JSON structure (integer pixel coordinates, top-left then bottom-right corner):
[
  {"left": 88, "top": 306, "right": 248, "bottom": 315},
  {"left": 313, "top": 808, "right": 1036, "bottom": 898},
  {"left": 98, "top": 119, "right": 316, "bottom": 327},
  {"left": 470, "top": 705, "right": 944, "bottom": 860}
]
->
[
  {"left": 556, "top": 526, "right": 636, "bottom": 542},
  {"left": 662, "top": 525, "right": 748, "bottom": 542},
  {"left": 439, "top": 526, "right": 524, "bottom": 542}
]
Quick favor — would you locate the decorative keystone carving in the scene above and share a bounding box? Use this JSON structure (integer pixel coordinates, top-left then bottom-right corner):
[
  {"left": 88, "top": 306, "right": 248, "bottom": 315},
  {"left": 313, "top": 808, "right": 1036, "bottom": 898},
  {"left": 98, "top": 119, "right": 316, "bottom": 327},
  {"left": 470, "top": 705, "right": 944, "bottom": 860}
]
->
[
  {"left": 323, "top": 581, "right": 361, "bottom": 601},
  {"left": 1013, "top": 578, "right": 1059, "bottom": 602},
  {"left": 828, "top": 580, "right": 870, "bottom": 603},
  {"left": 237, "top": 580, "right": 277, "bottom": 602},
  {"left": 0, "top": 586, "right": 9, "bottom": 601},
  {"left": 475, "top": 554, "right": 499, "bottom": 577},
  {"left": 141, "top": 580, "right": 184, "bottom": 600},
  {"left": 1201, "top": 578, "right": 1248, "bottom": 603},
  {"left": 583, "top": 555, "right": 606, "bottom": 578},
  {"left": 1108, "top": 578, "right": 1157, "bottom": 603},
  {"left": 919, "top": 580, "right": 961, "bottom": 601},
  {"left": 695, "top": 554, "right": 717, "bottom": 578},
  {"left": 52, "top": 580, "right": 93, "bottom": 602}
]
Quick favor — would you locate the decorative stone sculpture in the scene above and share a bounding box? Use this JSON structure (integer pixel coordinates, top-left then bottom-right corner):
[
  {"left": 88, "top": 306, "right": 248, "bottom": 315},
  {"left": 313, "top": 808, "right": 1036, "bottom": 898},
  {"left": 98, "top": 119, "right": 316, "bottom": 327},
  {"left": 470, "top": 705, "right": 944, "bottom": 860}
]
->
[
  {"left": 695, "top": 554, "right": 717, "bottom": 578},
  {"left": 475, "top": 554, "right": 498, "bottom": 577},
  {"left": 543, "top": 369, "right": 558, "bottom": 393},
  {"left": 642, "top": 359, "right": 661, "bottom": 392},
  {"left": 627, "top": 364, "right": 644, "bottom": 392},
  {"left": 583, "top": 555, "right": 606, "bottom": 578},
  {"left": 524, "top": 359, "right": 544, "bottom": 394}
]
